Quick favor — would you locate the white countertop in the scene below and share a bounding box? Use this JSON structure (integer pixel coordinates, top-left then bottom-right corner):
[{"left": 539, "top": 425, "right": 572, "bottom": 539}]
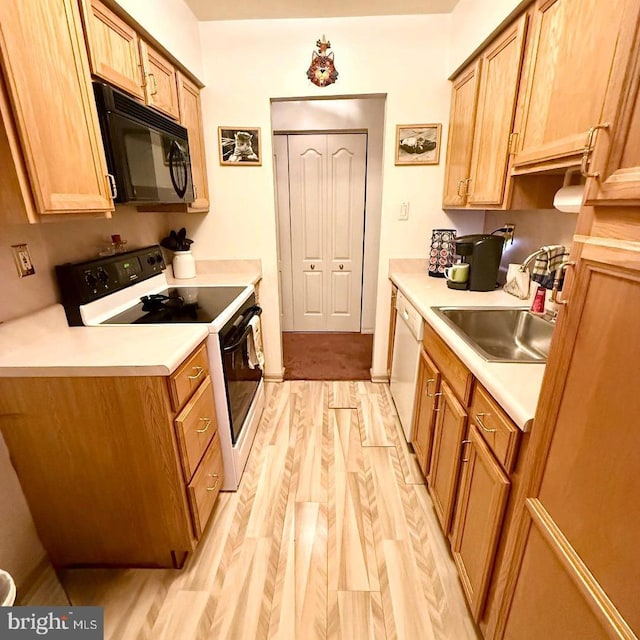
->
[
  {"left": 0, "top": 305, "right": 210, "bottom": 377},
  {"left": 0, "top": 260, "right": 263, "bottom": 378},
  {"left": 389, "top": 270, "right": 546, "bottom": 431}
]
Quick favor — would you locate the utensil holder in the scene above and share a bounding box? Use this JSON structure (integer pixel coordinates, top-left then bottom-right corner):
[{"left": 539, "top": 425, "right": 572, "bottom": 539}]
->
[{"left": 173, "top": 250, "right": 196, "bottom": 279}]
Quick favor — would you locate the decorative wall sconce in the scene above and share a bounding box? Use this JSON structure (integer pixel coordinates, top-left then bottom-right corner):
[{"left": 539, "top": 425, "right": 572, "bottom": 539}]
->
[{"left": 306, "top": 35, "right": 339, "bottom": 88}]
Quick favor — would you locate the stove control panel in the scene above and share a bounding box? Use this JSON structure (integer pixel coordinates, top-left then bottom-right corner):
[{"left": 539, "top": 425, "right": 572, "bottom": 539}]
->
[{"left": 56, "top": 246, "right": 166, "bottom": 325}]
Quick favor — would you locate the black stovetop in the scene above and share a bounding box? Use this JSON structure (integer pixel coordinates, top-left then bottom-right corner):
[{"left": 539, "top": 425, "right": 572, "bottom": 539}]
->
[{"left": 102, "top": 286, "right": 247, "bottom": 324}]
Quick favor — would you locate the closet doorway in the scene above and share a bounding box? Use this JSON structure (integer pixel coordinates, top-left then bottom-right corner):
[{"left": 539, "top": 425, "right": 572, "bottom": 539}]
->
[{"left": 274, "top": 132, "right": 367, "bottom": 332}]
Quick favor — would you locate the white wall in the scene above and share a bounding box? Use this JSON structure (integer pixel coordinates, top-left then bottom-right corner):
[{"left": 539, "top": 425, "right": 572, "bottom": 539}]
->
[
  {"left": 114, "top": 0, "right": 204, "bottom": 79},
  {"left": 449, "top": 0, "right": 526, "bottom": 74},
  {"left": 186, "top": 14, "right": 484, "bottom": 379}
]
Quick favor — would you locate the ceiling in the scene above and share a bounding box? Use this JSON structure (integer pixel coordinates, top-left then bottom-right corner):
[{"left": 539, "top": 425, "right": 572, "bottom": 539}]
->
[{"left": 184, "top": 0, "right": 460, "bottom": 21}]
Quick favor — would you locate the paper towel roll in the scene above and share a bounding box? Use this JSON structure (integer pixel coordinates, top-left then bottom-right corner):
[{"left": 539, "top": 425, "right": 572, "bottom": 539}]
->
[{"left": 553, "top": 185, "right": 584, "bottom": 213}]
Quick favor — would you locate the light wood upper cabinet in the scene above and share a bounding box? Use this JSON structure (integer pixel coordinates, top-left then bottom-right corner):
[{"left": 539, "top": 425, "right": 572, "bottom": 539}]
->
[
  {"left": 79, "top": 0, "right": 144, "bottom": 100},
  {"left": 467, "top": 15, "right": 527, "bottom": 207},
  {"left": 0, "top": 0, "right": 113, "bottom": 216},
  {"left": 442, "top": 61, "right": 481, "bottom": 207},
  {"left": 178, "top": 73, "right": 209, "bottom": 211},
  {"left": 427, "top": 381, "right": 468, "bottom": 535},
  {"left": 451, "top": 426, "right": 510, "bottom": 620},
  {"left": 512, "top": 0, "right": 626, "bottom": 172},
  {"left": 411, "top": 348, "right": 441, "bottom": 476},
  {"left": 140, "top": 40, "right": 180, "bottom": 120},
  {"left": 583, "top": 2, "right": 640, "bottom": 206}
]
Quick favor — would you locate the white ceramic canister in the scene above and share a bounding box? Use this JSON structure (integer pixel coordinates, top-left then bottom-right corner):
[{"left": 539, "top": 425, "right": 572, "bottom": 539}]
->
[{"left": 172, "top": 250, "right": 196, "bottom": 279}]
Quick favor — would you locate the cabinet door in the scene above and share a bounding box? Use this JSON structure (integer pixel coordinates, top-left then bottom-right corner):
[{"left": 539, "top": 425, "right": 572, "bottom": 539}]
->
[
  {"left": 427, "top": 381, "right": 467, "bottom": 534},
  {"left": 177, "top": 73, "right": 209, "bottom": 211},
  {"left": 411, "top": 349, "right": 440, "bottom": 476},
  {"left": 0, "top": 0, "right": 113, "bottom": 215},
  {"left": 442, "top": 61, "right": 481, "bottom": 207},
  {"left": 451, "top": 426, "right": 510, "bottom": 620},
  {"left": 583, "top": 2, "right": 640, "bottom": 206},
  {"left": 140, "top": 41, "right": 180, "bottom": 120},
  {"left": 80, "top": 0, "right": 144, "bottom": 100},
  {"left": 513, "top": 0, "right": 626, "bottom": 170},
  {"left": 467, "top": 15, "right": 527, "bottom": 207},
  {"left": 497, "top": 242, "right": 640, "bottom": 637}
]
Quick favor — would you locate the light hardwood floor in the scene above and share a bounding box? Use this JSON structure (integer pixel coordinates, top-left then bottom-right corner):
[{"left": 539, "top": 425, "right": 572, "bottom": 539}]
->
[{"left": 62, "top": 381, "right": 479, "bottom": 639}]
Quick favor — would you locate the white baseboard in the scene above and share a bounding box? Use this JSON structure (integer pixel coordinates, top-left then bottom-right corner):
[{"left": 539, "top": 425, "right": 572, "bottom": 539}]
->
[{"left": 370, "top": 368, "right": 389, "bottom": 383}]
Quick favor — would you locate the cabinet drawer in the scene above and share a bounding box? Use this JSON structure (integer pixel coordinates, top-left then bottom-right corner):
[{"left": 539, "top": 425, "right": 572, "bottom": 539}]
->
[
  {"left": 187, "top": 432, "right": 224, "bottom": 539},
  {"left": 169, "top": 342, "right": 209, "bottom": 411},
  {"left": 423, "top": 321, "right": 473, "bottom": 405},
  {"left": 174, "top": 376, "right": 217, "bottom": 481},
  {"left": 470, "top": 384, "right": 520, "bottom": 473}
]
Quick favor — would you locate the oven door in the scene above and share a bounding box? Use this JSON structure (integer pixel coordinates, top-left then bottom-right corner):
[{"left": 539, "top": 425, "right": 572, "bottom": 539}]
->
[{"left": 221, "top": 306, "right": 263, "bottom": 444}]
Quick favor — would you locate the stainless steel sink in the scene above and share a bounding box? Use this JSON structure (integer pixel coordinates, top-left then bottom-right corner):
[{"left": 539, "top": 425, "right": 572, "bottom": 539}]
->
[{"left": 430, "top": 307, "right": 554, "bottom": 363}]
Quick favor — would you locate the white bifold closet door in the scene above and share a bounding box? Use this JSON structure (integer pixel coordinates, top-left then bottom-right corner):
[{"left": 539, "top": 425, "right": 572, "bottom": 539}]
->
[{"left": 287, "top": 133, "right": 367, "bottom": 332}]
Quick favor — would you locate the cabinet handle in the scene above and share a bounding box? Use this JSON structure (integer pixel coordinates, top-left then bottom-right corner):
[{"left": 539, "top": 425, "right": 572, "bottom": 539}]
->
[
  {"left": 432, "top": 392, "right": 443, "bottom": 411},
  {"left": 310, "top": 264, "right": 315, "bottom": 270},
  {"left": 148, "top": 72, "right": 159, "bottom": 96},
  {"left": 339, "top": 264, "right": 344, "bottom": 270},
  {"left": 206, "top": 473, "right": 220, "bottom": 492},
  {"left": 550, "top": 261, "right": 576, "bottom": 306},
  {"left": 580, "top": 123, "right": 610, "bottom": 178},
  {"left": 426, "top": 378, "right": 436, "bottom": 397},
  {"left": 188, "top": 366, "right": 205, "bottom": 380},
  {"left": 106, "top": 174, "right": 117, "bottom": 199},
  {"left": 464, "top": 178, "right": 472, "bottom": 197},
  {"left": 196, "top": 417, "right": 212, "bottom": 433},
  {"left": 508, "top": 132, "right": 519, "bottom": 155},
  {"left": 193, "top": 184, "right": 198, "bottom": 199},
  {"left": 456, "top": 179, "right": 465, "bottom": 197},
  {"left": 461, "top": 439, "right": 472, "bottom": 463},
  {"left": 475, "top": 412, "right": 496, "bottom": 433}
]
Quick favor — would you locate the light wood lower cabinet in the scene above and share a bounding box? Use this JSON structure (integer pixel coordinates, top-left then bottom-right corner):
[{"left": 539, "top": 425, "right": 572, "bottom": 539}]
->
[
  {"left": 427, "top": 381, "right": 468, "bottom": 535},
  {"left": 0, "top": 0, "right": 113, "bottom": 218},
  {"left": 411, "top": 349, "right": 441, "bottom": 476},
  {"left": 0, "top": 341, "right": 223, "bottom": 568},
  {"left": 451, "top": 426, "right": 510, "bottom": 619}
]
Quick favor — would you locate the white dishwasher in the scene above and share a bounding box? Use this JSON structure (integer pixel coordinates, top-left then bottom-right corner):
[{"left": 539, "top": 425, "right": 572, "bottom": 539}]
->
[{"left": 390, "top": 291, "right": 424, "bottom": 442}]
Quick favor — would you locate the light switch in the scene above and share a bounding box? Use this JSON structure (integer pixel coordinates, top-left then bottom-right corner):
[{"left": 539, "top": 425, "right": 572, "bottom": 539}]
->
[
  {"left": 11, "top": 244, "right": 35, "bottom": 277},
  {"left": 399, "top": 202, "right": 410, "bottom": 221}
]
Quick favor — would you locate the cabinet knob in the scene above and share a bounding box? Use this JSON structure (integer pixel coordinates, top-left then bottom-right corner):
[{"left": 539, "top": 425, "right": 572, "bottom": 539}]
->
[
  {"left": 339, "top": 264, "right": 344, "bottom": 270},
  {"left": 310, "top": 264, "right": 315, "bottom": 270}
]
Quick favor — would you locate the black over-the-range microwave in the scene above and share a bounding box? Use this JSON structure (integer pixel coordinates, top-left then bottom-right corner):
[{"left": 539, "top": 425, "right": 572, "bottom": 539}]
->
[{"left": 93, "top": 82, "right": 194, "bottom": 205}]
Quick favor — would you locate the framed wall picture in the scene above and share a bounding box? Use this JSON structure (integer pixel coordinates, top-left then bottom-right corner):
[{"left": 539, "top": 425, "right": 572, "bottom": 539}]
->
[
  {"left": 218, "top": 127, "right": 262, "bottom": 165},
  {"left": 395, "top": 123, "right": 442, "bottom": 165}
]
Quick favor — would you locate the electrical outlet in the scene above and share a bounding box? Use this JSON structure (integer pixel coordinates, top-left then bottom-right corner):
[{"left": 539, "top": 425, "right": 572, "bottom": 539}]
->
[
  {"left": 503, "top": 223, "right": 516, "bottom": 245},
  {"left": 399, "top": 202, "right": 410, "bottom": 221},
  {"left": 11, "top": 244, "right": 35, "bottom": 277}
]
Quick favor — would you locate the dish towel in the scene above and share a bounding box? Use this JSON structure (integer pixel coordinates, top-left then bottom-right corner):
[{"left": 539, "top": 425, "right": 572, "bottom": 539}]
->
[
  {"left": 531, "top": 245, "right": 569, "bottom": 289},
  {"left": 247, "top": 315, "right": 265, "bottom": 370}
]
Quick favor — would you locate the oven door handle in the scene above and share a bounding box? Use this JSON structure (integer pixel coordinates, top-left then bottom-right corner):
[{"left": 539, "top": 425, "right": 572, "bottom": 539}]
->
[{"left": 223, "top": 308, "right": 262, "bottom": 353}]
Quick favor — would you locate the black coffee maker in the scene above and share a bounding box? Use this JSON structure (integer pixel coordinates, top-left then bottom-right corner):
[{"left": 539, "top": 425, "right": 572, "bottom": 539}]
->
[{"left": 454, "top": 234, "right": 505, "bottom": 291}]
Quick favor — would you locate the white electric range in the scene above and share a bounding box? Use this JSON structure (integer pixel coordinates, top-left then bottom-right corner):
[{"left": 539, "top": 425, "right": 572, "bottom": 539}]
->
[{"left": 56, "top": 245, "right": 264, "bottom": 491}]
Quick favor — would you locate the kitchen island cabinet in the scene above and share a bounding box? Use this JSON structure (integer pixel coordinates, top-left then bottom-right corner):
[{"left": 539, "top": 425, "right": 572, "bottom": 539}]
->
[
  {"left": 0, "top": 0, "right": 113, "bottom": 219},
  {"left": 0, "top": 340, "right": 223, "bottom": 569}
]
